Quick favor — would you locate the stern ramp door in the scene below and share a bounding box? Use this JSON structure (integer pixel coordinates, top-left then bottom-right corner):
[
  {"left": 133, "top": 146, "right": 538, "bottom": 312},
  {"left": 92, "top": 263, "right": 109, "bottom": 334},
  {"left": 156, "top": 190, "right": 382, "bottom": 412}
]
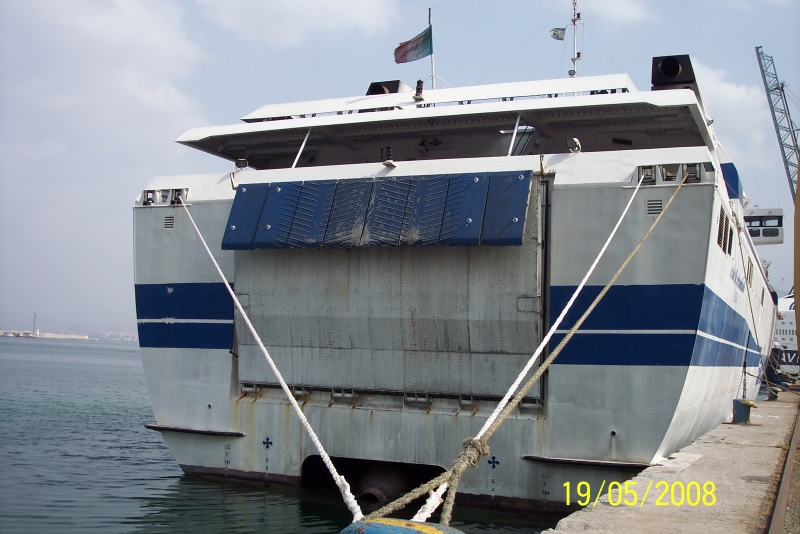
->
[{"left": 224, "top": 170, "right": 546, "bottom": 400}]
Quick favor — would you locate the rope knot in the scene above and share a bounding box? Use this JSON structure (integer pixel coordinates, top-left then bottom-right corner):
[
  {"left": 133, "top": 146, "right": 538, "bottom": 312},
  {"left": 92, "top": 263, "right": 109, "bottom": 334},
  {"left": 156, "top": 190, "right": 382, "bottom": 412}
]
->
[{"left": 460, "top": 438, "right": 490, "bottom": 468}]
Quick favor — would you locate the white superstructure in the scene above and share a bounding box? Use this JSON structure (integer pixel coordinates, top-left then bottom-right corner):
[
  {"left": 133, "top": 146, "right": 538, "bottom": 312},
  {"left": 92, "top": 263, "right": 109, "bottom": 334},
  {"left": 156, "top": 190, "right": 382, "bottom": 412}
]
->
[{"left": 133, "top": 54, "right": 775, "bottom": 512}]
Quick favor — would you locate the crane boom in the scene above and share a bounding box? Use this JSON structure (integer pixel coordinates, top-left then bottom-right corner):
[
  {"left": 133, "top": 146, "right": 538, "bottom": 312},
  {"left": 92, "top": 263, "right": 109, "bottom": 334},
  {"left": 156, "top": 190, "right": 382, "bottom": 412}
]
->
[{"left": 756, "top": 46, "right": 799, "bottom": 203}]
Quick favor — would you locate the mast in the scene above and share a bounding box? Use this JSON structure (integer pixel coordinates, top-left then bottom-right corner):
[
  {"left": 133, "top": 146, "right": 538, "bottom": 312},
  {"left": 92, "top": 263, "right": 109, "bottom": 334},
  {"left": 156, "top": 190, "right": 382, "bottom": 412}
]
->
[
  {"left": 569, "top": 0, "right": 581, "bottom": 77},
  {"left": 429, "top": 8, "right": 435, "bottom": 89}
]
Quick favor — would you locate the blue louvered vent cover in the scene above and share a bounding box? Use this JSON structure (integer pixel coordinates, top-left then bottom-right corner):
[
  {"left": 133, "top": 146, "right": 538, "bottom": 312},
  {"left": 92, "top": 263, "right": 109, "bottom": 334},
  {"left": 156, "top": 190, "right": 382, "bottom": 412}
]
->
[{"left": 221, "top": 171, "right": 532, "bottom": 250}]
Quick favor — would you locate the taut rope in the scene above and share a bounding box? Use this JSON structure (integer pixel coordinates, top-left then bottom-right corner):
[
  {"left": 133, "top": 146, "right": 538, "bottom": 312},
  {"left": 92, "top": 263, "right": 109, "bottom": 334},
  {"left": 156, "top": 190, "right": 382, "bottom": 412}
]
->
[{"left": 178, "top": 198, "right": 364, "bottom": 522}]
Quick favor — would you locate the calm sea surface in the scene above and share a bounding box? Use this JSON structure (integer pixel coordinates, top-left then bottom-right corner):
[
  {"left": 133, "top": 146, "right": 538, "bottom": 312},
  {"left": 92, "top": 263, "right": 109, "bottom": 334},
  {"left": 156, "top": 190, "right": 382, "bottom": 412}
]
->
[{"left": 0, "top": 337, "right": 557, "bottom": 533}]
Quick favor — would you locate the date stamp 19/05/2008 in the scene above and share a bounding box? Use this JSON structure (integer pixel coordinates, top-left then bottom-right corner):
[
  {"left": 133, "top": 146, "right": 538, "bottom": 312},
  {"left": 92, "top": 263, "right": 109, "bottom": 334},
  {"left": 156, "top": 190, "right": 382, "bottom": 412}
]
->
[{"left": 563, "top": 480, "right": 716, "bottom": 508}]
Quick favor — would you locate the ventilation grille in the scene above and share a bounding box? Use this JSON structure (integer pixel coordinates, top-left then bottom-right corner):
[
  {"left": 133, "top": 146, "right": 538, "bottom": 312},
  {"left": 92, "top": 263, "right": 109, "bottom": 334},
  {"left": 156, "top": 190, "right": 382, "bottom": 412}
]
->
[
  {"left": 164, "top": 216, "right": 175, "bottom": 229},
  {"left": 646, "top": 199, "right": 663, "bottom": 216}
]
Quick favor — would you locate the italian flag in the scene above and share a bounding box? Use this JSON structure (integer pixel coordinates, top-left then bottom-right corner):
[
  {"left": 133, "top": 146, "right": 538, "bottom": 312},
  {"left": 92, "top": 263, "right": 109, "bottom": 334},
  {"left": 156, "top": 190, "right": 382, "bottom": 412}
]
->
[{"left": 394, "top": 26, "right": 433, "bottom": 64}]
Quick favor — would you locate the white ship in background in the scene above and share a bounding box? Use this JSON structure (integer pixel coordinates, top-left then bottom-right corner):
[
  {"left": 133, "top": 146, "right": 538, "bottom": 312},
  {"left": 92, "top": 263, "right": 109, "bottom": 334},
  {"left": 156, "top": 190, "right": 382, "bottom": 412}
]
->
[
  {"left": 776, "top": 290, "right": 797, "bottom": 373},
  {"left": 133, "top": 53, "right": 776, "bottom": 512}
]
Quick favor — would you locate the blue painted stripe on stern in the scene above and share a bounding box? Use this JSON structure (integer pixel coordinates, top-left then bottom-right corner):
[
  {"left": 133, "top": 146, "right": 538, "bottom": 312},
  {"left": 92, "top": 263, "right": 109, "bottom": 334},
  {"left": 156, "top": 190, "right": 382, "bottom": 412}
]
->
[
  {"left": 135, "top": 283, "right": 233, "bottom": 320},
  {"left": 549, "top": 284, "right": 705, "bottom": 331},
  {"left": 137, "top": 322, "right": 233, "bottom": 349},
  {"left": 550, "top": 332, "right": 696, "bottom": 366},
  {"left": 549, "top": 284, "right": 763, "bottom": 367}
]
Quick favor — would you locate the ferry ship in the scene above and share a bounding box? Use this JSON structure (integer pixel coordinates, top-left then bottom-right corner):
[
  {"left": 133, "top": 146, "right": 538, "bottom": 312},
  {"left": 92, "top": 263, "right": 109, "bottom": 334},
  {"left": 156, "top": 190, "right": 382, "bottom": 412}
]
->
[
  {"left": 776, "top": 290, "right": 797, "bottom": 373},
  {"left": 134, "top": 54, "right": 776, "bottom": 511}
]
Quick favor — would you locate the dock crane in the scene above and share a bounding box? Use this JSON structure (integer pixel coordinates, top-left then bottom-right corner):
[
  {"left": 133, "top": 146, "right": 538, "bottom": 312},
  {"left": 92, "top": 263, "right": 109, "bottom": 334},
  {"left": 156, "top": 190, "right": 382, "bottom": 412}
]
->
[{"left": 756, "top": 46, "right": 800, "bottom": 203}]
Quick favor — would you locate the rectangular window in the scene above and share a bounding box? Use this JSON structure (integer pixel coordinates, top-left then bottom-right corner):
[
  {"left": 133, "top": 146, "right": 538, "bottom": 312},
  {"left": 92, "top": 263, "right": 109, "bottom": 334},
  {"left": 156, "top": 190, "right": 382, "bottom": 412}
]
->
[
  {"left": 727, "top": 227, "right": 734, "bottom": 255},
  {"left": 717, "top": 206, "right": 725, "bottom": 250},
  {"left": 722, "top": 215, "right": 730, "bottom": 253}
]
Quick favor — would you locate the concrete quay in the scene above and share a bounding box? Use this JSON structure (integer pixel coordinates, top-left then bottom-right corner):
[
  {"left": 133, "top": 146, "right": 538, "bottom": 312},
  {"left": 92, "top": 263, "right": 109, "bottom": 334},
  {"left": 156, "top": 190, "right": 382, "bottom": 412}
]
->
[{"left": 543, "top": 393, "right": 800, "bottom": 533}]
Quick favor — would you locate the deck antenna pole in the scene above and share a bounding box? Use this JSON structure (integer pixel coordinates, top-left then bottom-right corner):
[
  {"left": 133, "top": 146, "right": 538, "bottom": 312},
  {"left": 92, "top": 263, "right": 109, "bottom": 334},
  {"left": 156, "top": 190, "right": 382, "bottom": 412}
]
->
[
  {"left": 569, "top": 0, "right": 580, "bottom": 78},
  {"left": 429, "top": 8, "right": 435, "bottom": 89}
]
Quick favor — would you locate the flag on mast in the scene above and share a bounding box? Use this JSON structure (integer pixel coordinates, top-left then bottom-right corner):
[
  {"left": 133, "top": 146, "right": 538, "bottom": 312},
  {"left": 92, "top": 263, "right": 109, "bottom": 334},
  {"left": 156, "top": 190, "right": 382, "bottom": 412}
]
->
[
  {"left": 550, "top": 27, "right": 566, "bottom": 40},
  {"left": 394, "top": 26, "right": 433, "bottom": 64}
]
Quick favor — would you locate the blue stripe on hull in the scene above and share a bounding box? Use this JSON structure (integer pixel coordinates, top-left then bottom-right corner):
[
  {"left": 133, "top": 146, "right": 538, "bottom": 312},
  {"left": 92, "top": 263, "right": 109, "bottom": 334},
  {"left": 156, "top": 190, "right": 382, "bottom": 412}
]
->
[
  {"left": 550, "top": 284, "right": 761, "bottom": 367},
  {"left": 549, "top": 284, "right": 705, "bottom": 331},
  {"left": 135, "top": 283, "right": 233, "bottom": 320},
  {"left": 696, "top": 285, "right": 754, "bottom": 359},
  {"left": 134, "top": 283, "right": 763, "bottom": 369},
  {"left": 691, "top": 335, "right": 760, "bottom": 368},
  {"left": 550, "top": 332, "right": 696, "bottom": 366},
  {"left": 137, "top": 322, "right": 233, "bottom": 349}
]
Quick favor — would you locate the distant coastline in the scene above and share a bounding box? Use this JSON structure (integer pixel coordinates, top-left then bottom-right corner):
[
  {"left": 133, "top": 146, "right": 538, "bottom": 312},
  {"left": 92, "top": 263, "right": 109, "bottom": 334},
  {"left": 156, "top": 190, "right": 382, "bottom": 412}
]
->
[{"left": 0, "top": 330, "right": 137, "bottom": 342}]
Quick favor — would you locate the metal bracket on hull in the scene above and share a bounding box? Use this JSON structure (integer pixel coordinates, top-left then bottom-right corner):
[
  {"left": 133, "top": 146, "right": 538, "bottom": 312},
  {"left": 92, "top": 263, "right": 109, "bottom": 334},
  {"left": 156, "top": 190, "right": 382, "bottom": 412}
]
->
[{"left": 145, "top": 423, "right": 246, "bottom": 437}]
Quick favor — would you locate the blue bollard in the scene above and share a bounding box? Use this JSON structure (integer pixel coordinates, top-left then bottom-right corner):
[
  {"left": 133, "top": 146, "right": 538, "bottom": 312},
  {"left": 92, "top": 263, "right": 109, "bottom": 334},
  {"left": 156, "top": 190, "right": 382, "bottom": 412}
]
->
[
  {"left": 340, "top": 518, "right": 466, "bottom": 534},
  {"left": 732, "top": 398, "right": 757, "bottom": 424}
]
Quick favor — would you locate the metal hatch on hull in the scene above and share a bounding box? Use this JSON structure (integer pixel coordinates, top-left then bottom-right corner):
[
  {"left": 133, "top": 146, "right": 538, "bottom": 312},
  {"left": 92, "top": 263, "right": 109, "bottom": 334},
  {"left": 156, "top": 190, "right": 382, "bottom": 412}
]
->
[{"left": 230, "top": 170, "right": 548, "bottom": 400}]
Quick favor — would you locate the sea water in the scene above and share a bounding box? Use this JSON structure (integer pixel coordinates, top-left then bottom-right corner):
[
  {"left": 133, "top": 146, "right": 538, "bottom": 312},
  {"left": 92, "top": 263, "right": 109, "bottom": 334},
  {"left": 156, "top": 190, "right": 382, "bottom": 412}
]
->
[{"left": 0, "top": 337, "right": 555, "bottom": 533}]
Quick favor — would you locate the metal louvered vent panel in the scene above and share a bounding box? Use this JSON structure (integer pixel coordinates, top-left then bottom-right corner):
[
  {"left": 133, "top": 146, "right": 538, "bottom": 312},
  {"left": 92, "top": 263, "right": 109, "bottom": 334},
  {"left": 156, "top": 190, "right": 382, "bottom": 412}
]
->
[
  {"left": 164, "top": 216, "right": 175, "bottom": 229},
  {"left": 222, "top": 171, "right": 532, "bottom": 249},
  {"left": 646, "top": 199, "right": 663, "bottom": 216}
]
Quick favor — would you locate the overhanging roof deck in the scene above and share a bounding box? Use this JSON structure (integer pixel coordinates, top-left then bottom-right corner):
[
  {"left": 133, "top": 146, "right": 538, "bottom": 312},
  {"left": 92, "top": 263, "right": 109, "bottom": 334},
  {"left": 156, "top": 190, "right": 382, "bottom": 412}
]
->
[
  {"left": 176, "top": 76, "right": 711, "bottom": 168},
  {"left": 240, "top": 74, "right": 637, "bottom": 122}
]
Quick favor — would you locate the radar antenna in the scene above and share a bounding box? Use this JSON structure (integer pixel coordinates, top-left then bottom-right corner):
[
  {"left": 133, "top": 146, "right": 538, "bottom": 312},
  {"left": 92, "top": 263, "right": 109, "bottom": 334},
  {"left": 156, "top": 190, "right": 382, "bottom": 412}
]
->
[{"left": 756, "top": 46, "right": 799, "bottom": 203}]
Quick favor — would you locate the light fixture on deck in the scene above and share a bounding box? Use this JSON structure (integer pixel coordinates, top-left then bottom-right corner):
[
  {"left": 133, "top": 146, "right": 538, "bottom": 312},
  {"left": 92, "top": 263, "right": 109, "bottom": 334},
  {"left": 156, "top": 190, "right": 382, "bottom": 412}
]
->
[
  {"left": 413, "top": 79, "right": 424, "bottom": 102},
  {"left": 566, "top": 138, "right": 581, "bottom": 153},
  {"left": 383, "top": 145, "right": 396, "bottom": 168},
  {"left": 230, "top": 158, "right": 248, "bottom": 189}
]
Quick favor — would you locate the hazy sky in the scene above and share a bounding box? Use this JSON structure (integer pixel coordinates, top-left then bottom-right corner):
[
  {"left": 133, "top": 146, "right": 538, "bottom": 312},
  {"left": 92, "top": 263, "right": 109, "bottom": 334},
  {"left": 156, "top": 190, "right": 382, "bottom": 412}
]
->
[{"left": 0, "top": 0, "right": 798, "bottom": 334}]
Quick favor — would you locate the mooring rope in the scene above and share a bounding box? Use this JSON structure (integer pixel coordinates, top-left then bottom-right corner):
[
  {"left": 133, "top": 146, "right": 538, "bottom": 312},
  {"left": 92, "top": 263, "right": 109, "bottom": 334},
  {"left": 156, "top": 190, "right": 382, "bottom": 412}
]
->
[
  {"left": 732, "top": 208, "right": 770, "bottom": 392},
  {"left": 411, "top": 482, "right": 448, "bottom": 522},
  {"left": 370, "top": 172, "right": 689, "bottom": 525},
  {"left": 178, "top": 198, "right": 365, "bottom": 522},
  {"left": 745, "top": 370, "right": 800, "bottom": 397}
]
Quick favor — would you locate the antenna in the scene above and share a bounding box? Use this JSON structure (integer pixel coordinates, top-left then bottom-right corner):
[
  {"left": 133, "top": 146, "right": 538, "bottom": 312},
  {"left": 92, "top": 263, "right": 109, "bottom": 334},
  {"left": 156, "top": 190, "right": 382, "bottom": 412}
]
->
[
  {"left": 429, "top": 8, "right": 435, "bottom": 89},
  {"left": 569, "top": 0, "right": 581, "bottom": 77}
]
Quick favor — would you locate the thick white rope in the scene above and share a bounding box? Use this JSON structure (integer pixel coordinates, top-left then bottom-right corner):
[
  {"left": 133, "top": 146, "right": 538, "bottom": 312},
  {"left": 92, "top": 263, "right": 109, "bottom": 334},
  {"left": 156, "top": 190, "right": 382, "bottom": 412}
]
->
[
  {"left": 412, "top": 482, "right": 449, "bottom": 522},
  {"left": 474, "top": 175, "right": 643, "bottom": 441},
  {"left": 178, "top": 199, "right": 365, "bottom": 523}
]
